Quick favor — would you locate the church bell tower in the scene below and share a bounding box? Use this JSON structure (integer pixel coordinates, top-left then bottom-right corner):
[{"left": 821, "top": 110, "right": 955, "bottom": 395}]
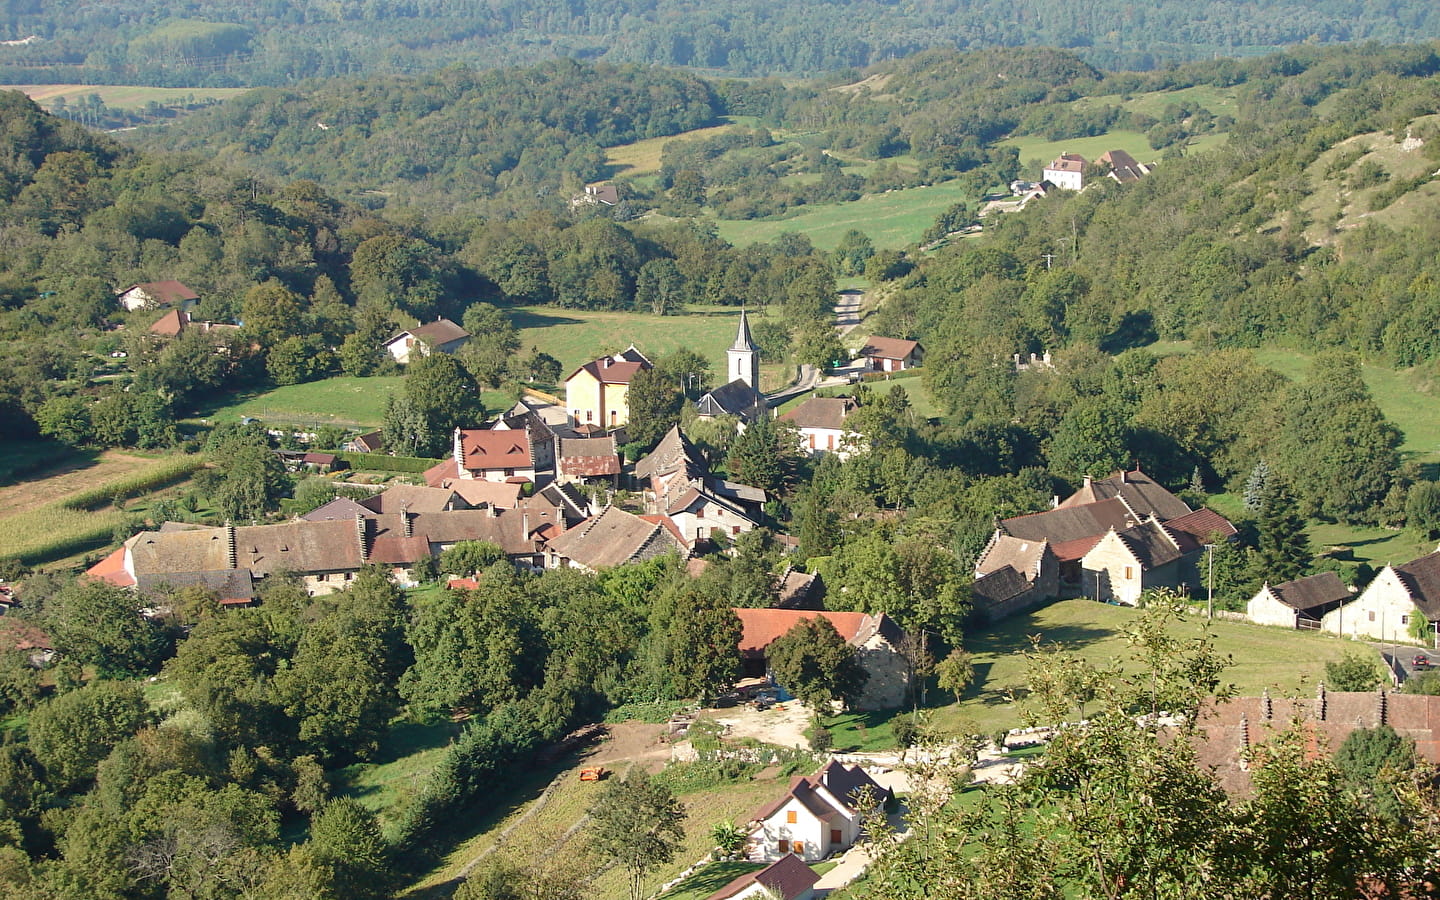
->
[{"left": 729, "top": 309, "right": 759, "bottom": 388}]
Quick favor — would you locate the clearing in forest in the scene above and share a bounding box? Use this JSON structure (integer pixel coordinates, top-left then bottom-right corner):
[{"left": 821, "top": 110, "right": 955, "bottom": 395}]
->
[{"left": 712, "top": 181, "right": 971, "bottom": 251}]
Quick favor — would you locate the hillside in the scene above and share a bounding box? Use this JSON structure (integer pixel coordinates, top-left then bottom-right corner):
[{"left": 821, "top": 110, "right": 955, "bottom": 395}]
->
[{"left": 5, "top": 0, "right": 1440, "bottom": 85}]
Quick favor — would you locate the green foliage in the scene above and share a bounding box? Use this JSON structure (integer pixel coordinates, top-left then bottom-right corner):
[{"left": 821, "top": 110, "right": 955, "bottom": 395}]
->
[
  {"left": 42, "top": 579, "right": 169, "bottom": 677},
  {"left": 28, "top": 681, "right": 153, "bottom": 792},
  {"left": 383, "top": 353, "right": 484, "bottom": 458},
  {"left": 1324, "top": 651, "right": 1383, "bottom": 692},
  {"left": 767, "top": 617, "right": 869, "bottom": 712},
  {"left": 724, "top": 414, "right": 801, "bottom": 496},
  {"left": 439, "top": 541, "right": 507, "bottom": 577},
  {"left": 587, "top": 768, "right": 687, "bottom": 900}
]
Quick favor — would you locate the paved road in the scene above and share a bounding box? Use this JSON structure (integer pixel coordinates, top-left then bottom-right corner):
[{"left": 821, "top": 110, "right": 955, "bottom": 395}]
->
[{"left": 835, "top": 289, "right": 864, "bottom": 338}]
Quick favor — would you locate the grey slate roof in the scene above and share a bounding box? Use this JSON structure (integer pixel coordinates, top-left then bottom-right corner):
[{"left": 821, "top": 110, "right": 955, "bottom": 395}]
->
[
  {"left": 1268, "top": 571, "right": 1354, "bottom": 617},
  {"left": 695, "top": 378, "right": 764, "bottom": 418},
  {"left": 545, "top": 505, "right": 684, "bottom": 570}
]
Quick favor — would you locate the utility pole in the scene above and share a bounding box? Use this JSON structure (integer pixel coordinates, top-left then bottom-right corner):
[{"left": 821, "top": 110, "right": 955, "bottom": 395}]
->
[
  {"left": 1205, "top": 543, "right": 1215, "bottom": 620},
  {"left": 1041, "top": 253, "right": 1055, "bottom": 270}
]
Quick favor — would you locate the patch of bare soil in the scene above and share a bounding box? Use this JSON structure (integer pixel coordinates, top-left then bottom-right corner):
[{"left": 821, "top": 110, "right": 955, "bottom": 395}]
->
[
  {"left": 582, "top": 721, "right": 671, "bottom": 770},
  {"left": 703, "top": 701, "right": 814, "bottom": 750},
  {"left": 0, "top": 451, "right": 158, "bottom": 519}
]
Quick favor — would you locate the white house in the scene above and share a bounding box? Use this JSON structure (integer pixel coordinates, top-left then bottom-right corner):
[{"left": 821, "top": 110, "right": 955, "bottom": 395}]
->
[
  {"left": 382, "top": 318, "right": 470, "bottom": 365},
  {"left": 117, "top": 280, "right": 199, "bottom": 312},
  {"left": 1322, "top": 549, "right": 1440, "bottom": 643},
  {"left": 1247, "top": 572, "right": 1353, "bottom": 629},
  {"left": 747, "top": 760, "right": 891, "bottom": 862},
  {"left": 1043, "top": 152, "right": 1086, "bottom": 191},
  {"left": 779, "top": 396, "right": 860, "bottom": 459},
  {"left": 704, "top": 854, "right": 818, "bottom": 900}
]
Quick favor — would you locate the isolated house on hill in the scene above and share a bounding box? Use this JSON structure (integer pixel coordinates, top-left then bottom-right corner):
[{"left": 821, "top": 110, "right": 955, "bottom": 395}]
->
[
  {"left": 117, "top": 280, "right": 199, "bottom": 312},
  {"left": 856, "top": 336, "right": 923, "bottom": 373},
  {"left": 1042, "top": 152, "right": 1086, "bottom": 191},
  {"left": 147, "top": 309, "right": 237, "bottom": 340},
  {"left": 732, "top": 608, "right": 908, "bottom": 710},
  {"left": 1321, "top": 549, "right": 1440, "bottom": 643},
  {"left": 746, "top": 760, "right": 893, "bottom": 862},
  {"left": 1248, "top": 572, "right": 1354, "bottom": 629},
  {"left": 383, "top": 318, "right": 470, "bottom": 365},
  {"left": 564, "top": 346, "right": 652, "bottom": 429}
]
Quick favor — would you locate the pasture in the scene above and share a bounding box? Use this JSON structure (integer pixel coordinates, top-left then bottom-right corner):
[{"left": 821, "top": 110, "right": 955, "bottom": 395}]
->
[
  {"left": 1000, "top": 130, "right": 1228, "bottom": 177},
  {"left": 512, "top": 306, "right": 791, "bottom": 390},
  {"left": 604, "top": 116, "right": 764, "bottom": 178},
  {"left": 3, "top": 84, "right": 246, "bottom": 109},
  {"left": 187, "top": 376, "right": 405, "bottom": 430},
  {"left": 922, "top": 598, "right": 1362, "bottom": 738},
  {"left": 711, "top": 181, "right": 972, "bottom": 251}
]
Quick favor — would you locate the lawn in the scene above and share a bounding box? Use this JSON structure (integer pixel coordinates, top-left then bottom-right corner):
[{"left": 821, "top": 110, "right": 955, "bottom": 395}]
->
[
  {"left": 659, "top": 859, "right": 837, "bottom": 900},
  {"left": 186, "top": 376, "right": 405, "bottom": 430},
  {"left": 339, "top": 720, "right": 464, "bottom": 840},
  {"left": 0, "top": 439, "right": 84, "bottom": 485},
  {"left": 1074, "top": 85, "right": 1241, "bottom": 120},
  {"left": 3, "top": 84, "right": 247, "bottom": 109},
  {"left": 778, "top": 375, "right": 944, "bottom": 422},
  {"left": 924, "top": 599, "right": 1361, "bottom": 737},
  {"left": 711, "top": 182, "right": 973, "bottom": 251},
  {"left": 512, "top": 306, "right": 791, "bottom": 391}
]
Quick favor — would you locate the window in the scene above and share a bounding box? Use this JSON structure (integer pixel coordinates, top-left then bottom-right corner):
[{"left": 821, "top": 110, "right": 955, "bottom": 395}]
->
[
  {"left": 610, "top": 410, "right": 617, "bottom": 426},
  {"left": 316, "top": 574, "right": 328, "bottom": 582},
  {"left": 1369, "top": 611, "right": 1377, "bottom": 622},
  {"left": 344, "top": 572, "right": 353, "bottom": 581},
  {"left": 830, "top": 829, "right": 842, "bottom": 845},
  {"left": 777, "top": 840, "right": 789, "bottom": 853},
  {"left": 1124, "top": 566, "right": 1134, "bottom": 580},
  {"left": 1403, "top": 615, "right": 1411, "bottom": 625},
  {"left": 792, "top": 841, "right": 804, "bottom": 855},
  {"left": 827, "top": 434, "right": 835, "bottom": 450},
  {"left": 786, "top": 811, "right": 797, "bottom": 824},
  {"left": 733, "top": 526, "right": 741, "bottom": 535},
  {"left": 808, "top": 434, "right": 816, "bottom": 450},
  {"left": 586, "top": 409, "right": 594, "bottom": 423},
  {"left": 504, "top": 468, "right": 515, "bottom": 477}
]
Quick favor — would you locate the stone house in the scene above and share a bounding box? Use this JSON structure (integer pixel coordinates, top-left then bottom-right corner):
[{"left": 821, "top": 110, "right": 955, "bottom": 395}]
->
[
  {"left": 543, "top": 505, "right": 686, "bottom": 573},
  {"left": 636, "top": 425, "right": 766, "bottom": 542},
  {"left": 1247, "top": 572, "right": 1354, "bottom": 629},
  {"left": 732, "top": 608, "right": 909, "bottom": 710},
  {"left": 1321, "top": 549, "right": 1440, "bottom": 643},
  {"left": 746, "top": 760, "right": 892, "bottom": 862},
  {"left": 972, "top": 535, "right": 1059, "bottom": 621},
  {"left": 555, "top": 436, "right": 622, "bottom": 486}
]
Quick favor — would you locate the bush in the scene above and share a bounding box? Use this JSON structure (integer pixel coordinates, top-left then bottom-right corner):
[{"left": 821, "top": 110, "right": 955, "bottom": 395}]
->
[{"left": 337, "top": 454, "right": 444, "bottom": 474}]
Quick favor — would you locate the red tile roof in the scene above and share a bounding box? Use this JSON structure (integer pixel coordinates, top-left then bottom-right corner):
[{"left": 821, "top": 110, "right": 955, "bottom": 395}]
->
[
  {"left": 1165, "top": 507, "right": 1238, "bottom": 541},
  {"left": 457, "top": 429, "right": 532, "bottom": 472},
  {"left": 148, "top": 309, "right": 189, "bottom": 336},
  {"left": 566, "top": 358, "right": 648, "bottom": 385},
  {"left": 85, "top": 546, "right": 135, "bottom": 587},
  {"left": 732, "top": 608, "right": 870, "bottom": 654}
]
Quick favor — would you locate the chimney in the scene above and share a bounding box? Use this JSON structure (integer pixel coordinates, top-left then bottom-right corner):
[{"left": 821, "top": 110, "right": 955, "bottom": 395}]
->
[
  {"left": 522, "top": 510, "right": 530, "bottom": 539},
  {"left": 1238, "top": 713, "right": 1250, "bottom": 750},
  {"left": 402, "top": 510, "right": 414, "bottom": 538},
  {"left": 355, "top": 514, "right": 369, "bottom": 563},
  {"left": 453, "top": 427, "right": 464, "bottom": 468},
  {"left": 602, "top": 357, "right": 611, "bottom": 368},
  {"left": 1261, "top": 688, "right": 1272, "bottom": 721},
  {"left": 488, "top": 505, "right": 499, "bottom": 518},
  {"left": 1083, "top": 475, "right": 1092, "bottom": 488},
  {"left": 225, "top": 524, "right": 237, "bottom": 569},
  {"left": 1377, "top": 687, "right": 1388, "bottom": 726},
  {"left": 1315, "top": 683, "right": 1327, "bottom": 722}
]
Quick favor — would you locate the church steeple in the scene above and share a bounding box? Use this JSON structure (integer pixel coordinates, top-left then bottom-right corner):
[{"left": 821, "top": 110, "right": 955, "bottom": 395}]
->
[{"left": 728, "top": 308, "right": 759, "bottom": 388}]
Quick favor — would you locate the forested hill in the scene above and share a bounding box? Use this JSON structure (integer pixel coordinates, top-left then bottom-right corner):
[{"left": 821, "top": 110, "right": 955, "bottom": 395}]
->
[
  {"left": 5, "top": 0, "right": 1440, "bottom": 85},
  {"left": 133, "top": 61, "right": 719, "bottom": 214}
]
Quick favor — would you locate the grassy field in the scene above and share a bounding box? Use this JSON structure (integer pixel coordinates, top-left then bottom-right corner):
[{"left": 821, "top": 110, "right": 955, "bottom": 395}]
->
[
  {"left": 187, "top": 376, "right": 405, "bottom": 430},
  {"left": 2, "top": 84, "right": 247, "bottom": 108},
  {"left": 1075, "top": 85, "right": 1241, "bottom": 120},
  {"left": 919, "top": 599, "right": 1361, "bottom": 737},
  {"left": 711, "top": 182, "right": 971, "bottom": 251},
  {"left": 340, "top": 720, "right": 464, "bottom": 839},
  {"left": 604, "top": 116, "right": 762, "bottom": 178},
  {"left": 513, "top": 306, "right": 791, "bottom": 391}
]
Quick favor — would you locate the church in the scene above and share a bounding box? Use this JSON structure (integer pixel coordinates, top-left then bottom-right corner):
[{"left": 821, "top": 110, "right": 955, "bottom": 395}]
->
[{"left": 694, "top": 310, "right": 767, "bottom": 422}]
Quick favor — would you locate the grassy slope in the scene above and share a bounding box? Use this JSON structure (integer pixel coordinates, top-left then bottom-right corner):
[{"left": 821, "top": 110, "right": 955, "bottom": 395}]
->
[
  {"left": 1001, "top": 130, "right": 1228, "bottom": 176},
  {"left": 512, "top": 306, "right": 790, "bottom": 391},
  {"left": 185, "top": 376, "right": 406, "bottom": 430},
  {"left": 604, "top": 116, "right": 764, "bottom": 178},
  {"left": 3, "top": 84, "right": 247, "bottom": 108},
  {"left": 921, "top": 598, "right": 1361, "bottom": 737},
  {"left": 712, "top": 182, "right": 971, "bottom": 251}
]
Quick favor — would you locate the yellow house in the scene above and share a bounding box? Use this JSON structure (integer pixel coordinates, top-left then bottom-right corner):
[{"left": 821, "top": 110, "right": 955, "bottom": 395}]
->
[{"left": 563, "top": 346, "right": 651, "bottom": 429}]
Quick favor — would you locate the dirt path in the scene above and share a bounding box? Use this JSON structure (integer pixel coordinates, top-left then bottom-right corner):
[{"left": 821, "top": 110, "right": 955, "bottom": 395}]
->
[
  {"left": 0, "top": 451, "right": 160, "bottom": 518},
  {"left": 437, "top": 722, "right": 669, "bottom": 889}
]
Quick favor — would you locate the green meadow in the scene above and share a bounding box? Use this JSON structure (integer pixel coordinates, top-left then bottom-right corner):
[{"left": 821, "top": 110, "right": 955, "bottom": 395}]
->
[{"left": 712, "top": 182, "right": 971, "bottom": 250}]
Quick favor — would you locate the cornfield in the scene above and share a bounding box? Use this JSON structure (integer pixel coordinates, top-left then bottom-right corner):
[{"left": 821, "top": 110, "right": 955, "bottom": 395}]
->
[{"left": 0, "top": 456, "right": 206, "bottom": 564}]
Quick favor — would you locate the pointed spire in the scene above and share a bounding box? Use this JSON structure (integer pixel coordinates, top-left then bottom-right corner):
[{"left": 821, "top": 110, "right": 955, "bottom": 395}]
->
[{"left": 730, "top": 307, "right": 757, "bottom": 352}]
